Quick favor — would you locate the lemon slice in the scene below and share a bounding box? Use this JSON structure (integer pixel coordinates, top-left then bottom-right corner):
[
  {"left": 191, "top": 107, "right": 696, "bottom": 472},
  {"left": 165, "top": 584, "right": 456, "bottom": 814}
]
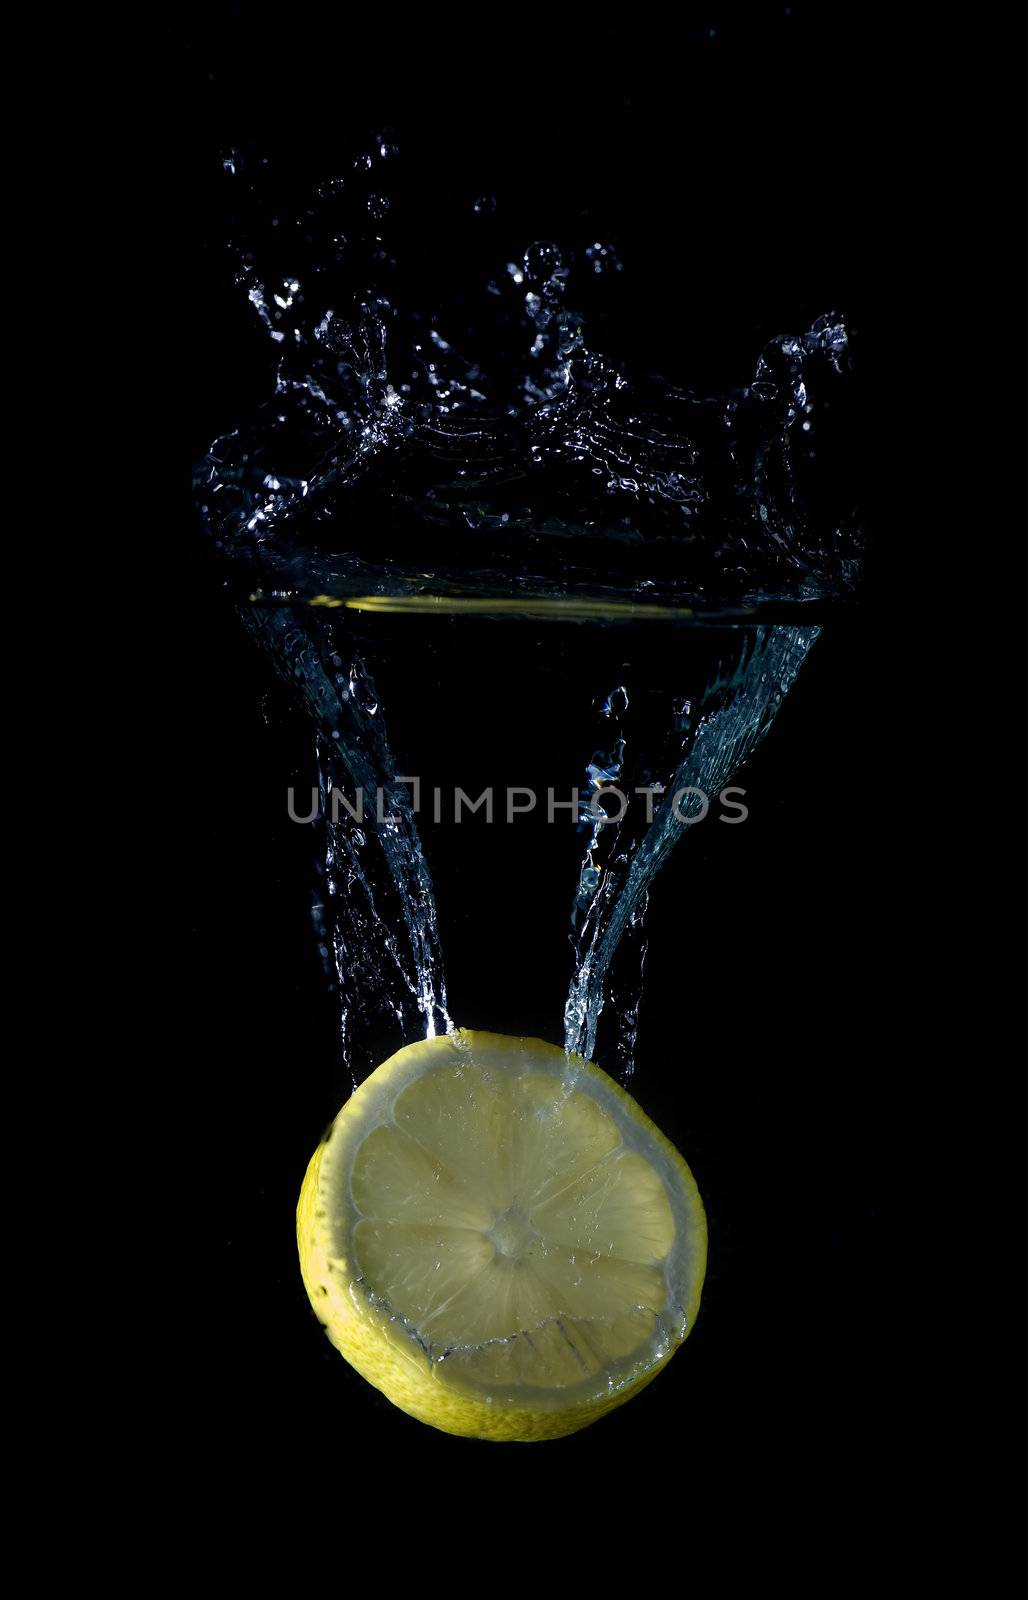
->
[{"left": 298, "top": 1029, "right": 707, "bottom": 1441}]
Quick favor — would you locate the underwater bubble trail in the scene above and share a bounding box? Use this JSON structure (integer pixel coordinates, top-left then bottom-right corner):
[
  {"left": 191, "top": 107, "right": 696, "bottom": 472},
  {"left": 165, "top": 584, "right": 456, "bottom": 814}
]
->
[
  {"left": 564, "top": 625, "right": 820, "bottom": 1068},
  {"left": 242, "top": 606, "right": 450, "bottom": 1075}
]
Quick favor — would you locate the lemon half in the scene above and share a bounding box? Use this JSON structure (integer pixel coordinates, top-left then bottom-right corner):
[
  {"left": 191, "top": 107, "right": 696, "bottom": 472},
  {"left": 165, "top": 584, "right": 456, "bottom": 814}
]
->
[{"left": 297, "top": 1029, "right": 707, "bottom": 1441}]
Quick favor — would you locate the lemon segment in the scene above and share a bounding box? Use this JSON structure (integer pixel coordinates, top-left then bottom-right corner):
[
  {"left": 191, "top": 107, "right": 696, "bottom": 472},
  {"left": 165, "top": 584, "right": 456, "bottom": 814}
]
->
[{"left": 297, "top": 1029, "right": 707, "bottom": 1441}]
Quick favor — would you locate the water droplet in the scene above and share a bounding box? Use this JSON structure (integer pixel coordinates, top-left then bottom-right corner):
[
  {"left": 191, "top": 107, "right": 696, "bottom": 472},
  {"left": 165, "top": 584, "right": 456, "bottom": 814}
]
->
[
  {"left": 556, "top": 311, "right": 584, "bottom": 356},
  {"left": 584, "top": 241, "right": 622, "bottom": 274},
  {"left": 523, "top": 240, "right": 563, "bottom": 282}
]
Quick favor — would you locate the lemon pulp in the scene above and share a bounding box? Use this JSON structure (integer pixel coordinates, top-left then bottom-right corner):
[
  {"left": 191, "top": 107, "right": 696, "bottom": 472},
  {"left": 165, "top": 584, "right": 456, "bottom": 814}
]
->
[{"left": 298, "top": 1029, "right": 707, "bottom": 1441}]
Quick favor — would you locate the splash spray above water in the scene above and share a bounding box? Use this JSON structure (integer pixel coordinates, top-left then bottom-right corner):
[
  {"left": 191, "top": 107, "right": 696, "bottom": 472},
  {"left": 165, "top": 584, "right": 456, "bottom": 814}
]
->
[
  {"left": 198, "top": 140, "right": 861, "bottom": 614},
  {"left": 195, "top": 141, "right": 863, "bottom": 1079}
]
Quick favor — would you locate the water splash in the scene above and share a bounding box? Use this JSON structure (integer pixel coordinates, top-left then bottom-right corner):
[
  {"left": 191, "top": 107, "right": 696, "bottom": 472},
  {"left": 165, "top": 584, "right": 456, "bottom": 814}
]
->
[
  {"left": 197, "top": 145, "right": 860, "bottom": 615},
  {"left": 196, "top": 141, "right": 861, "bottom": 1081}
]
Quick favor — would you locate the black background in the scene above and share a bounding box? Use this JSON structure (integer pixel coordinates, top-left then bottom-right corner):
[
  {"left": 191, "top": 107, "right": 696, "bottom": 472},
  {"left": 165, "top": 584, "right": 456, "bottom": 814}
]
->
[{"left": 180, "top": 3, "right": 904, "bottom": 1503}]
